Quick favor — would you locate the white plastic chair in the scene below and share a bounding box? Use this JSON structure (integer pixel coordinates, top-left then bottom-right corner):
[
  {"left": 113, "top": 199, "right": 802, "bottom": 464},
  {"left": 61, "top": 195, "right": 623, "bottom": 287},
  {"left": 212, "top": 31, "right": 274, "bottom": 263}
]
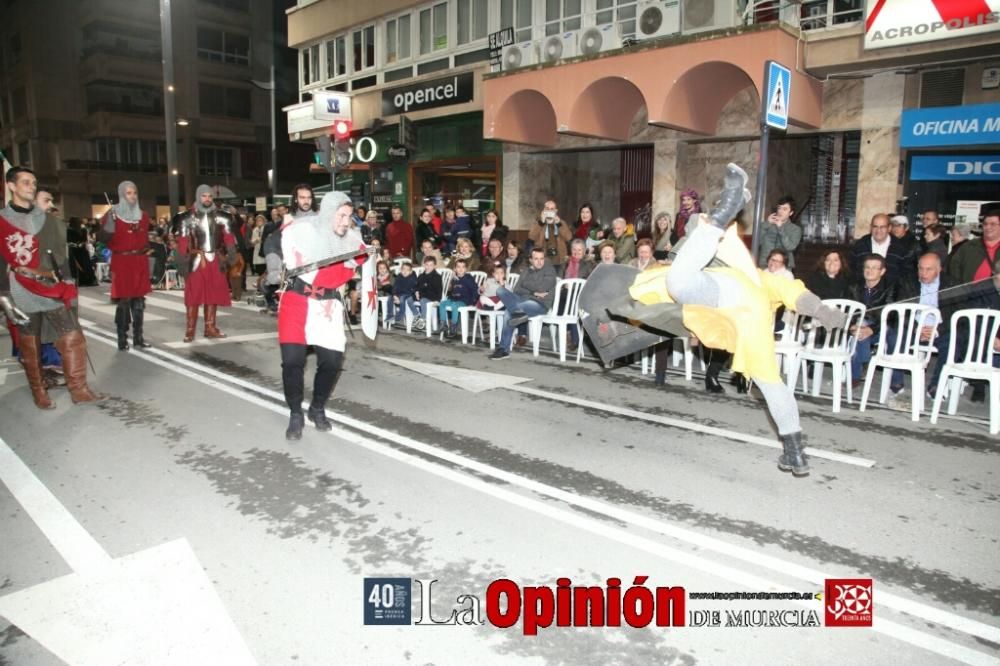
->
[
  {"left": 640, "top": 337, "right": 705, "bottom": 381},
  {"left": 164, "top": 269, "right": 181, "bottom": 290},
  {"left": 96, "top": 262, "right": 110, "bottom": 283},
  {"left": 788, "top": 299, "right": 866, "bottom": 413},
  {"left": 931, "top": 309, "right": 1000, "bottom": 434},
  {"left": 454, "top": 271, "right": 489, "bottom": 344},
  {"left": 505, "top": 273, "right": 520, "bottom": 289},
  {"left": 377, "top": 296, "right": 391, "bottom": 329},
  {"left": 859, "top": 303, "right": 940, "bottom": 421},
  {"left": 528, "top": 278, "right": 586, "bottom": 362},
  {"left": 774, "top": 310, "right": 812, "bottom": 388}
]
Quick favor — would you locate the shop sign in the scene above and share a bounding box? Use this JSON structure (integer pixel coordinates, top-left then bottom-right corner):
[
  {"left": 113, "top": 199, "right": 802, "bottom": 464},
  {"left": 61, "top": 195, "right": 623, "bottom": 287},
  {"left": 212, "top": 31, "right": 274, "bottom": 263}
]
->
[
  {"left": 489, "top": 28, "right": 515, "bottom": 70},
  {"left": 372, "top": 194, "right": 396, "bottom": 205},
  {"left": 387, "top": 144, "right": 410, "bottom": 161},
  {"left": 911, "top": 155, "right": 1000, "bottom": 180},
  {"left": 312, "top": 92, "right": 352, "bottom": 121},
  {"left": 900, "top": 103, "right": 1000, "bottom": 148},
  {"left": 382, "top": 73, "right": 474, "bottom": 116},
  {"left": 864, "top": 0, "right": 1000, "bottom": 51}
]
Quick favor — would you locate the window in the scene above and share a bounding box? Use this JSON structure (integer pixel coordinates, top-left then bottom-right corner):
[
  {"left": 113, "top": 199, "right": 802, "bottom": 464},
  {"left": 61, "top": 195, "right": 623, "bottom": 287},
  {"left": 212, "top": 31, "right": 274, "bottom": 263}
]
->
[
  {"left": 419, "top": 2, "right": 448, "bottom": 55},
  {"left": 595, "top": 0, "right": 637, "bottom": 40},
  {"left": 198, "top": 146, "right": 235, "bottom": 177},
  {"left": 301, "top": 44, "right": 320, "bottom": 84},
  {"left": 545, "top": 0, "right": 582, "bottom": 36},
  {"left": 325, "top": 36, "right": 346, "bottom": 79},
  {"left": 501, "top": 0, "right": 534, "bottom": 42},
  {"left": 352, "top": 25, "right": 375, "bottom": 72},
  {"left": 457, "top": 0, "right": 489, "bottom": 45},
  {"left": 197, "top": 28, "right": 250, "bottom": 66},
  {"left": 385, "top": 15, "right": 411, "bottom": 64},
  {"left": 199, "top": 84, "right": 251, "bottom": 119}
]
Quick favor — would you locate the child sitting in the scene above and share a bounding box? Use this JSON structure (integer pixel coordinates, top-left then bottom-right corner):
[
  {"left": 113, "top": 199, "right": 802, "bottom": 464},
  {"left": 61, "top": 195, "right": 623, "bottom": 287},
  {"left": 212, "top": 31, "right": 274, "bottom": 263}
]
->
[
  {"left": 479, "top": 264, "right": 506, "bottom": 310},
  {"left": 412, "top": 256, "right": 443, "bottom": 331},
  {"left": 392, "top": 261, "right": 417, "bottom": 327},
  {"left": 437, "top": 258, "right": 479, "bottom": 339},
  {"left": 375, "top": 260, "right": 394, "bottom": 319}
]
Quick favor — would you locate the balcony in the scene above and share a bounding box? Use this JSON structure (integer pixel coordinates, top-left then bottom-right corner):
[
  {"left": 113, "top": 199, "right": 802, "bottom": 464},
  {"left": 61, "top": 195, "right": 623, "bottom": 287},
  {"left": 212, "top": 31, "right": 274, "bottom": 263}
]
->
[
  {"left": 80, "top": 49, "right": 163, "bottom": 84},
  {"left": 79, "top": 0, "right": 158, "bottom": 31},
  {"left": 62, "top": 160, "right": 166, "bottom": 174},
  {"left": 82, "top": 109, "right": 166, "bottom": 138}
]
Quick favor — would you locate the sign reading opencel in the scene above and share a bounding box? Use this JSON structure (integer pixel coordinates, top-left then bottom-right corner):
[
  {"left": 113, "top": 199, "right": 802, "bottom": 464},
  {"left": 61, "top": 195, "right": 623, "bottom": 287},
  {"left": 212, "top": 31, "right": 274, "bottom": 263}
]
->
[{"left": 382, "top": 73, "right": 474, "bottom": 116}]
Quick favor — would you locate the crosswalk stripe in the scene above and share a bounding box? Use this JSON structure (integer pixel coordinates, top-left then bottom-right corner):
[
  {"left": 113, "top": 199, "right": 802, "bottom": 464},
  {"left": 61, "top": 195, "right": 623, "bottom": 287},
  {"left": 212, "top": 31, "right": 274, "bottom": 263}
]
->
[{"left": 161, "top": 332, "right": 277, "bottom": 348}]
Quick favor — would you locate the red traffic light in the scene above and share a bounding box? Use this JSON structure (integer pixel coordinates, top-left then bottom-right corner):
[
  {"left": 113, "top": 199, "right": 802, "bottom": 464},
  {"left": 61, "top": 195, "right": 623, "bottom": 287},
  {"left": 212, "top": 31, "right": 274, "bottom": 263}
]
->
[{"left": 333, "top": 120, "right": 352, "bottom": 140}]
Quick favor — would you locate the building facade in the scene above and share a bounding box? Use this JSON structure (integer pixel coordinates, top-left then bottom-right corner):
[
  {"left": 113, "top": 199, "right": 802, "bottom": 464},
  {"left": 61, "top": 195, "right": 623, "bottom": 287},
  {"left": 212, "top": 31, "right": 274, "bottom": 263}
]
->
[
  {"left": 0, "top": 0, "right": 287, "bottom": 219},
  {"left": 286, "top": 0, "right": 1000, "bottom": 244}
]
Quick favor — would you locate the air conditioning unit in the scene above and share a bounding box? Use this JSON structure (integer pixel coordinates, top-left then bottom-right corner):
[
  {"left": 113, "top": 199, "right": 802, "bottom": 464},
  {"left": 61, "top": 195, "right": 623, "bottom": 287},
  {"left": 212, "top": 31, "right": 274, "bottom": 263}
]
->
[
  {"left": 541, "top": 31, "right": 579, "bottom": 63},
  {"left": 637, "top": 0, "right": 681, "bottom": 40},
  {"left": 578, "top": 24, "right": 623, "bottom": 57},
  {"left": 501, "top": 41, "right": 538, "bottom": 71},
  {"left": 682, "top": 0, "right": 738, "bottom": 34}
]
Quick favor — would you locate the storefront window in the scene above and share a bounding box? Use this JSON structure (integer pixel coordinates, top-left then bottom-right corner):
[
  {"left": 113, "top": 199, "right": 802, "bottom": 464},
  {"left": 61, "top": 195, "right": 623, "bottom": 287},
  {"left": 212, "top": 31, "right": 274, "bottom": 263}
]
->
[{"left": 419, "top": 3, "right": 448, "bottom": 55}]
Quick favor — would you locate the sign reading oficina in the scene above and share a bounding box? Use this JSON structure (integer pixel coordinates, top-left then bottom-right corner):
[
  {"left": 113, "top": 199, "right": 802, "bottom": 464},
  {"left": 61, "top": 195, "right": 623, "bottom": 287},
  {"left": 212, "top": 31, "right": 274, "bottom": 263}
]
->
[
  {"left": 382, "top": 73, "right": 474, "bottom": 116},
  {"left": 900, "top": 103, "right": 1000, "bottom": 148},
  {"left": 864, "top": 0, "right": 1000, "bottom": 50}
]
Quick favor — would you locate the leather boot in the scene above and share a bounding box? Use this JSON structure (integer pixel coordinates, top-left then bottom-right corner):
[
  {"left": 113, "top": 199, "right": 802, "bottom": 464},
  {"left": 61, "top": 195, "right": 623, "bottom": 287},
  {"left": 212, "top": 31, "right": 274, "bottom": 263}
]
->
[
  {"left": 56, "top": 330, "right": 107, "bottom": 404},
  {"left": 307, "top": 406, "right": 333, "bottom": 432},
  {"left": 777, "top": 431, "right": 809, "bottom": 477},
  {"left": 131, "top": 298, "right": 152, "bottom": 348},
  {"left": 704, "top": 351, "right": 725, "bottom": 394},
  {"left": 115, "top": 301, "right": 130, "bottom": 351},
  {"left": 204, "top": 305, "right": 226, "bottom": 338},
  {"left": 285, "top": 412, "right": 305, "bottom": 441},
  {"left": 19, "top": 335, "right": 56, "bottom": 409},
  {"left": 184, "top": 305, "right": 198, "bottom": 343},
  {"left": 707, "top": 163, "right": 750, "bottom": 230}
]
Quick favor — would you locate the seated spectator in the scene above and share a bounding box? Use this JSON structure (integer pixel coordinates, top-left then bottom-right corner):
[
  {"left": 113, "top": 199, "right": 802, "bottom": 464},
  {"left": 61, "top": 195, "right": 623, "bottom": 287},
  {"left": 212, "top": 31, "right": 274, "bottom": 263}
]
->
[
  {"left": 483, "top": 237, "right": 508, "bottom": 271},
  {"left": 562, "top": 239, "right": 597, "bottom": 280},
  {"left": 574, "top": 204, "right": 602, "bottom": 254},
  {"left": 764, "top": 248, "right": 794, "bottom": 280},
  {"left": 610, "top": 217, "right": 636, "bottom": 263},
  {"left": 375, "top": 259, "right": 394, "bottom": 319},
  {"left": 629, "top": 239, "right": 658, "bottom": 272},
  {"left": 848, "top": 254, "right": 898, "bottom": 390},
  {"left": 418, "top": 238, "right": 443, "bottom": 266},
  {"left": 849, "top": 213, "right": 906, "bottom": 286},
  {"left": 806, "top": 249, "right": 851, "bottom": 300},
  {"left": 392, "top": 261, "right": 417, "bottom": 326},
  {"left": 528, "top": 199, "right": 572, "bottom": 269},
  {"left": 489, "top": 248, "right": 557, "bottom": 360},
  {"left": 450, "top": 237, "right": 481, "bottom": 272},
  {"left": 949, "top": 222, "right": 972, "bottom": 257},
  {"left": 889, "top": 214, "right": 919, "bottom": 284},
  {"left": 922, "top": 223, "right": 949, "bottom": 268},
  {"left": 506, "top": 240, "right": 526, "bottom": 275},
  {"left": 479, "top": 264, "right": 506, "bottom": 311},
  {"left": 673, "top": 188, "right": 701, "bottom": 244},
  {"left": 479, "top": 209, "right": 508, "bottom": 257},
  {"left": 412, "top": 256, "right": 443, "bottom": 331},
  {"left": 437, "top": 258, "right": 479, "bottom": 339},
  {"left": 597, "top": 241, "right": 617, "bottom": 266},
  {"left": 651, "top": 212, "right": 672, "bottom": 262}
]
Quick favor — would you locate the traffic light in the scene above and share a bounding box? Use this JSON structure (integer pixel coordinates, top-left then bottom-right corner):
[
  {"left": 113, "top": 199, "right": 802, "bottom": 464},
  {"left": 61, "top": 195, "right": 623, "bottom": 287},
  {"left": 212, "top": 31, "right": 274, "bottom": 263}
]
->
[
  {"left": 332, "top": 120, "right": 353, "bottom": 170},
  {"left": 333, "top": 120, "right": 352, "bottom": 141}
]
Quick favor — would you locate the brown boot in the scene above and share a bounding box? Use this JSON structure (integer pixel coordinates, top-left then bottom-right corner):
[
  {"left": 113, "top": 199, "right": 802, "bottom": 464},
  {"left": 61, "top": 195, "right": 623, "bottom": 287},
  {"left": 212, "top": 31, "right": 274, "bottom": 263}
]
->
[
  {"left": 56, "top": 330, "right": 107, "bottom": 404},
  {"left": 184, "top": 305, "right": 198, "bottom": 342},
  {"left": 204, "top": 305, "right": 226, "bottom": 338},
  {"left": 19, "top": 335, "right": 56, "bottom": 409}
]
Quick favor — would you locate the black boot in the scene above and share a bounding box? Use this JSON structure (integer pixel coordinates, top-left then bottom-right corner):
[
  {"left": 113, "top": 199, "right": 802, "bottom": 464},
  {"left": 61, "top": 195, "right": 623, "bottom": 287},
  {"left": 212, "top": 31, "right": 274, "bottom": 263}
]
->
[
  {"left": 307, "top": 406, "right": 333, "bottom": 432},
  {"left": 115, "top": 301, "right": 130, "bottom": 351},
  {"left": 777, "top": 431, "right": 809, "bottom": 477},
  {"left": 131, "top": 298, "right": 152, "bottom": 348},
  {"left": 704, "top": 349, "right": 725, "bottom": 393},
  {"left": 285, "top": 412, "right": 305, "bottom": 440},
  {"left": 731, "top": 374, "right": 749, "bottom": 394}
]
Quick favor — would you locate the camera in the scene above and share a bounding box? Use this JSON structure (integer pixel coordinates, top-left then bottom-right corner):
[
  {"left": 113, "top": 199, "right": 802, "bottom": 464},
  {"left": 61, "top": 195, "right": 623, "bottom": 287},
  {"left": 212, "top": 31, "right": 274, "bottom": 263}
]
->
[
  {"left": 543, "top": 210, "right": 556, "bottom": 222},
  {"left": 547, "top": 247, "right": 557, "bottom": 257}
]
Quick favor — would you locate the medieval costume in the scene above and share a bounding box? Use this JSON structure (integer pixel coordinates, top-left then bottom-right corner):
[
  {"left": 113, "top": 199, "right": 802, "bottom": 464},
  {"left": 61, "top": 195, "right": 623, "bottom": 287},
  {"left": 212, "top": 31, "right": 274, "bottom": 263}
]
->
[
  {"left": 170, "top": 184, "right": 237, "bottom": 342},
  {"left": 1, "top": 195, "right": 105, "bottom": 408},
  {"left": 278, "top": 191, "right": 366, "bottom": 440},
  {"left": 580, "top": 164, "right": 845, "bottom": 477},
  {"left": 66, "top": 218, "right": 98, "bottom": 286},
  {"left": 100, "top": 180, "right": 152, "bottom": 350}
]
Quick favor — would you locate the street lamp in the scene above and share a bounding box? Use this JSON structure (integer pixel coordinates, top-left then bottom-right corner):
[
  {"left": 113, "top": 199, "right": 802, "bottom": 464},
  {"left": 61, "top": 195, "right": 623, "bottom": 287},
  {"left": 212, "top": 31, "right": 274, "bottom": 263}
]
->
[
  {"left": 159, "top": 0, "right": 179, "bottom": 214},
  {"left": 250, "top": 65, "right": 277, "bottom": 199}
]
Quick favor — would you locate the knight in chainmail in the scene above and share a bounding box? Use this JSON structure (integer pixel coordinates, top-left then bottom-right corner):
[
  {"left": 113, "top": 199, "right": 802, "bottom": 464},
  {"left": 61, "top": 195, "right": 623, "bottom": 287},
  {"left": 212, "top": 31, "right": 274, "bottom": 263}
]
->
[
  {"left": 277, "top": 185, "right": 365, "bottom": 440},
  {"left": 0, "top": 166, "right": 106, "bottom": 408},
  {"left": 99, "top": 180, "right": 152, "bottom": 351},
  {"left": 169, "top": 184, "right": 238, "bottom": 342}
]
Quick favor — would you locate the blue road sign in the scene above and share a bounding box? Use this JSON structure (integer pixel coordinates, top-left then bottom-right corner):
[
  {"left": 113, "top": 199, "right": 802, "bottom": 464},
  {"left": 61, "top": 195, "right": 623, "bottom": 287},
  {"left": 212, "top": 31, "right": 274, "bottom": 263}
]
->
[{"left": 764, "top": 61, "right": 791, "bottom": 130}]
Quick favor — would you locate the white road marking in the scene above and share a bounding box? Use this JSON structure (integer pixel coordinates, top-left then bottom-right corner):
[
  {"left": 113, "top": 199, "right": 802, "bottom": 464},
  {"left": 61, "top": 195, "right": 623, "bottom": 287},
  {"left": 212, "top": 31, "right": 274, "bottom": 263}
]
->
[
  {"left": 76, "top": 295, "right": 166, "bottom": 321},
  {"left": 83, "top": 322, "right": 1000, "bottom": 656},
  {"left": 78, "top": 324, "right": 1000, "bottom": 665},
  {"left": 162, "top": 332, "right": 278, "bottom": 348},
  {"left": 0, "top": 369, "right": 6, "bottom": 384},
  {"left": 155, "top": 289, "right": 262, "bottom": 312},
  {"left": 379, "top": 356, "right": 876, "bottom": 468}
]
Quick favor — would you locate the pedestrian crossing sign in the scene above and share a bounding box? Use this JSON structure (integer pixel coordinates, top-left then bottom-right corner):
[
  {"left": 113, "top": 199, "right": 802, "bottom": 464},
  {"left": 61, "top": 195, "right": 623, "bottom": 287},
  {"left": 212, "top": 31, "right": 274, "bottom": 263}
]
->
[{"left": 764, "top": 61, "right": 791, "bottom": 130}]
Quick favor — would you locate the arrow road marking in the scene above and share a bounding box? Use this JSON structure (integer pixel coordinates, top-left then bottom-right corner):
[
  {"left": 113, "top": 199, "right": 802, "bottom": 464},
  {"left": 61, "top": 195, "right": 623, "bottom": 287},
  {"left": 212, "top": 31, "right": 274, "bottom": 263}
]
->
[
  {"left": 77, "top": 323, "right": 1000, "bottom": 665},
  {"left": 0, "top": 435, "right": 257, "bottom": 665},
  {"left": 379, "top": 356, "right": 876, "bottom": 468}
]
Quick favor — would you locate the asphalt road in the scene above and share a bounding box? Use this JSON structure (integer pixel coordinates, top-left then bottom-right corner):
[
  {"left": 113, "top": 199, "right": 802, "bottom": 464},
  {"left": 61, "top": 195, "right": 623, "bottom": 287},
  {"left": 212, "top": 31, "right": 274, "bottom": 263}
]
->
[{"left": 1, "top": 285, "right": 997, "bottom": 666}]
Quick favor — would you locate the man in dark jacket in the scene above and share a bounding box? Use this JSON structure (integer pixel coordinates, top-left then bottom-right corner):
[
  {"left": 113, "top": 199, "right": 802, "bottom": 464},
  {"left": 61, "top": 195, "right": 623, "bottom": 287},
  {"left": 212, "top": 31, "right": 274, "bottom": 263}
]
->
[
  {"left": 889, "top": 215, "right": 919, "bottom": 285},
  {"left": 849, "top": 213, "right": 908, "bottom": 287},
  {"left": 848, "top": 254, "right": 897, "bottom": 385},
  {"left": 490, "top": 247, "right": 557, "bottom": 359}
]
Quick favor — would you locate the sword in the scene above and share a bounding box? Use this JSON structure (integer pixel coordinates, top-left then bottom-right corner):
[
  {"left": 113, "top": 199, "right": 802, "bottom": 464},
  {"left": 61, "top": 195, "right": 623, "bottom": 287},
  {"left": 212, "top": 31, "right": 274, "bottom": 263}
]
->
[
  {"left": 47, "top": 249, "right": 97, "bottom": 375},
  {"left": 285, "top": 246, "right": 376, "bottom": 280}
]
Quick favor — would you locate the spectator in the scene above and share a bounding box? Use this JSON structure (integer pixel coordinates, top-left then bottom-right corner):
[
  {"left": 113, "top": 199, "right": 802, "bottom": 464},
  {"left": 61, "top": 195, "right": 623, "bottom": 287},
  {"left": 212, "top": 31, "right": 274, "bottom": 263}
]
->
[
  {"left": 479, "top": 264, "right": 506, "bottom": 311},
  {"left": 260, "top": 232, "right": 282, "bottom": 315},
  {"left": 413, "top": 256, "right": 443, "bottom": 331},
  {"left": 392, "top": 261, "right": 418, "bottom": 326},
  {"left": 950, "top": 222, "right": 972, "bottom": 256},
  {"left": 889, "top": 214, "right": 919, "bottom": 284},
  {"left": 506, "top": 240, "right": 526, "bottom": 275},
  {"left": 441, "top": 207, "right": 458, "bottom": 254},
  {"left": 922, "top": 223, "right": 949, "bottom": 268},
  {"left": 921, "top": 209, "right": 940, "bottom": 228},
  {"left": 424, "top": 205, "right": 443, "bottom": 236},
  {"left": 418, "top": 238, "right": 443, "bottom": 266},
  {"left": 562, "top": 238, "right": 597, "bottom": 280},
  {"left": 806, "top": 249, "right": 851, "bottom": 300},
  {"left": 597, "top": 241, "right": 617, "bottom": 265},
  {"left": 451, "top": 237, "right": 481, "bottom": 272},
  {"left": 483, "top": 237, "right": 508, "bottom": 271},
  {"left": 490, "top": 247, "right": 558, "bottom": 359},
  {"left": 848, "top": 254, "right": 898, "bottom": 389},
  {"left": 375, "top": 259, "right": 394, "bottom": 319},
  {"left": 450, "top": 205, "right": 474, "bottom": 250},
  {"left": 352, "top": 205, "right": 367, "bottom": 228},
  {"left": 610, "top": 217, "right": 636, "bottom": 263},
  {"left": 250, "top": 214, "right": 267, "bottom": 276},
  {"left": 479, "top": 209, "right": 508, "bottom": 257},
  {"left": 67, "top": 217, "right": 98, "bottom": 286},
  {"left": 385, "top": 205, "right": 415, "bottom": 259},
  {"left": 361, "top": 210, "right": 384, "bottom": 246},
  {"left": 849, "top": 213, "right": 907, "bottom": 286},
  {"left": 573, "top": 203, "right": 600, "bottom": 246},
  {"left": 764, "top": 248, "right": 794, "bottom": 280},
  {"left": 651, "top": 212, "right": 672, "bottom": 262},
  {"left": 438, "top": 258, "right": 479, "bottom": 339},
  {"left": 529, "top": 199, "right": 572, "bottom": 269},
  {"left": 673, "top": 188, "right": 701, "bottom": 244},
  {"left": 629, "top": 239, "right": 657, "bottom": 271},
  {"left": 757, "top": 196, "right": 802, "bottom": 269},
  {"left": 415, "top": 209, "right": 441, "bottom": 253},
  {"left": 896, "top": 253, "right": 961, "bottom": 399}
]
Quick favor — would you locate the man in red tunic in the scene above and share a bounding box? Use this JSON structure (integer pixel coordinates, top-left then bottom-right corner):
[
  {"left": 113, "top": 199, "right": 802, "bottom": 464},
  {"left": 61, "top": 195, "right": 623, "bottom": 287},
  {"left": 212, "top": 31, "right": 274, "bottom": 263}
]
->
[
  {"left": 170, "top": 184, "right": 237, "bottom": 342},
  {"left": 100, "top": 180, "right": 152, "bottom": 350},
  {"left": 384, "top": 205, "right": 414, "bottom": 259}
]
